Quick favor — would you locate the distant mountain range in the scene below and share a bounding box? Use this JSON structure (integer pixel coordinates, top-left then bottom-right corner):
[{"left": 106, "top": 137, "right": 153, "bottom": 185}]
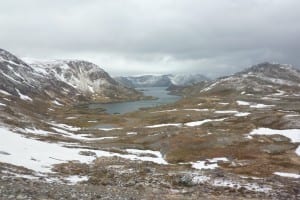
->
[{"left": 114, "top": 74, "right": 209, "bottom": 88}]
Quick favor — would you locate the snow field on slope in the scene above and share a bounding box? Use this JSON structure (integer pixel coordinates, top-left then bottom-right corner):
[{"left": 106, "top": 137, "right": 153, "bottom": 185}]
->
[{"left": 0, "top": 127, "right": 168, "bottom": 174}]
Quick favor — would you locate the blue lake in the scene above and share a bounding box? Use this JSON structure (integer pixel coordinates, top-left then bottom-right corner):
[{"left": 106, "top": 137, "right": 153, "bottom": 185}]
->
[{"left": 88, "top": 87, "right": 180, "bottom": 114}]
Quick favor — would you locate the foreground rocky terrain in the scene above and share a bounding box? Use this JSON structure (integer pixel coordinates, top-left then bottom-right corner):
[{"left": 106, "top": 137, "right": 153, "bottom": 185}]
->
[{"left": 0, "top": 51, "right": 299, "bottom": 199}]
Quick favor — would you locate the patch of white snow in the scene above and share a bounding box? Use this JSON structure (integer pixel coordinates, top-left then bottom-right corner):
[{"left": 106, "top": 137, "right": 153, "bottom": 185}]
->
[
  {"left": 274, "top": 172, "right": 300, "bottom": 179},
  {"left": 16, "top": 89, "right": 32, "bottom": 101},
  {"left": 185, "top": 118, "right": 225, "bottom": 127},
  {"left": 146, "top": 123, "right": 182, "bottom": 128},
  {"left": 249, "top": 128, "right": 300, "bottom": 156},
  {"left": 236, "top": 100, "right": 250, "bottom": 106},
  {"left": 234, "top": 112, "right": 251, "bottom": 117},
  {"left": 0, "top": 89, "right": 11, "bottom": 96}
]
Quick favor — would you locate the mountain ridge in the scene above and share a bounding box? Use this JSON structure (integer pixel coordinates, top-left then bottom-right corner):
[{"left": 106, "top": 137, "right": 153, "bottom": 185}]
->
[
  {"left": 115, "top": 73, "right": 209, "bottom": 88},
  {"left": 176, "top": 62, "right": 300, "bottom": 97},
  {"left": 0, "top": 48, "right": 145, "bottom": 105}
]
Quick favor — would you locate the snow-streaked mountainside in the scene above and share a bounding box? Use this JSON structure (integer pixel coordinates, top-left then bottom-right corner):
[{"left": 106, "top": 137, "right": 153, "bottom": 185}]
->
[
  {"left": 115, "top": 74, "right": 209, "bottom": 88},
  {"left": 0, "top": 49, "right": 44, "bottom": 95},
  {"left": 0, "top": 48, "right": 143, "bottom": 105},
  {"left": 24, "top": 59, "right": 108, "bottom": 93},
  {"left": 25, "top": 58, "right": 143, "bottom": 102},
  {"left": 170, "top": 74, "right": 209, "bottom": 85},
  {"left": 191, "top": 62, "right": 300, "bottom": 96}
]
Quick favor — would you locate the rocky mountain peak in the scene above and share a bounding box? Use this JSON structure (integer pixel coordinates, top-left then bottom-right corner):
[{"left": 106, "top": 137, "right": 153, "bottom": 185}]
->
[
  {"left": 27, "top": 59, "right": 124, "bottom": 96},
  {"left": 0, "top": 48, "right": 32, "bottom": 71},
  {"left": 192, "top": 62, "right": 300, "bottom": 96},
  {"left": 0, "top": 48, "right": 21, "bottom": 62},
  {"left": 0, "top": 48, "right": 145, "bottom": 105},
  {"left": 239, "top": 62, "right": 300, "bottom": 78},
  {"left": 0, "top": 49, "right": 40, "bottom": 97},
  {"left": 238, "top": 62, "right": 300, "bottom": 85}
]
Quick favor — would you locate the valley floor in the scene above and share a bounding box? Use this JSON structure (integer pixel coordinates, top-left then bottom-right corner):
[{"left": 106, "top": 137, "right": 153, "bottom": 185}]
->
[{"left": 1, "top": 88, "right": 300, "bottom": 199}]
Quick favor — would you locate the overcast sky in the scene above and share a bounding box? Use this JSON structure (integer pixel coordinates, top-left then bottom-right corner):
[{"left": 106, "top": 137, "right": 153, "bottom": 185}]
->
[{"left": 1, "top": 0, "right": 299, "bottom": 77}]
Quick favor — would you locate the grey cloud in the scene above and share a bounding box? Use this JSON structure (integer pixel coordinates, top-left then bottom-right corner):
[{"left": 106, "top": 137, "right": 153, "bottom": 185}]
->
[{"left": 0, "top": 0, "right": 299, "bottom": 77}]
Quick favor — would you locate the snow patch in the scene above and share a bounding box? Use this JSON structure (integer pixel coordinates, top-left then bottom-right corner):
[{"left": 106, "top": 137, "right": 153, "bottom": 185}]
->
[
  {"left": 88, "top": 85, "right": 95, "bottom": 93},
  {"left": 237, "top": 100, "right": 274, "bottom": 109},
  {"left": 146, "top": 123, "right": 182, "bottom": 128},
  {"left": 274, "top": 172, "right": 300, "bottom": 179},
  {"left": 273, "top": 90, "right": 285, "bottom": 96},
  {"left": 245, "top": 135, "right": 253, "bottom": 140},
  {"left": 0, "top": 127, "right": 168, "bottom": 173},
  {"left": 218, "top": 102, "right": 229, "bottom": 105},
  {"left": 0, "top": 89, "right": 11, "bottom": 96},
  {"left": 125, "top": 149, "right": 168, "bottom": 164},
  {"left": 215, "top": 110, "right": 238, "bottom": 114},
  {"left": 234, "top": 112, "right": 251, "bottom": 117},
  {"left": 250, "top": 103, "right": 274, "bottom": 108},
  {"left": 51, "top": 127, "right": 118, "bottom": 141},
  {"left": 53, "top": 100, "right": 63, "bottom": 106},
  {"left": 184, "top": 108, "right": 209, "bottom": 112},
  {"left": 185, "top": 118, "right": 225, "bottom": 127},
  {"left": 200, "top": 81, "right": 219, "bottom": 92},
  {"left": 250, "top": 128, "right": 300, "bottom": 143},
  {"left": 66, "top": 117, "right": 77, "bottom": 120},
  {"left": 127, "top": 132, "right": 138, "bottom": 135},
  {"left": 191, "top": 157, "right": 229, "bottom": 170},
  {"left": 0, "top": 127, "right": 101, "bottom": 173},
  {"left": 261, "top": 97, "right": 280, "bottom": 101},
  {"left": 285, "top": 114, "right": 300, "bottom": 117},
  {"left": 249, "top": 128, "right": 300, "bottom": 156},
  {"left": 236, "top": 100, "right": 250, "bottom": 106},
  {"left": 98, "top": 128, "right": 122, "bottom": 131},
  {"left": 22, "top": 128, "right": 52, "bottom": 136},
  {"left": 16, "top": 88, "right": 32, "bottom": 101},
  {"left": 49, "top": 123, "right": 81, "bottom": 132},
  {"left": 65, "top": 175, "right": 89, "bottom": 185},
  {"left": 94, "top": 137, "right": 118, "bottom": 140}
]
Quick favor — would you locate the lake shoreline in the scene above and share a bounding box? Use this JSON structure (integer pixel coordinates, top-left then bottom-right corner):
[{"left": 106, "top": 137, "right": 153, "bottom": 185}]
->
[{"left": 86, "top": 87, "right": 181, "bottom": 115}]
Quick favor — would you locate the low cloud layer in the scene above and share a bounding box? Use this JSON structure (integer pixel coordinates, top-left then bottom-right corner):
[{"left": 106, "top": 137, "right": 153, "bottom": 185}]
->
[{"left": 1, "top": 0, "right": 299, "bottom": 77}]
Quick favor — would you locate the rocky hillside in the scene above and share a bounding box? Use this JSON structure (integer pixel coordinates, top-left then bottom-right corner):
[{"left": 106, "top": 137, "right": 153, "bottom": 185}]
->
[
  {"left": 25, "top": 59, "right": 144, "bottom": 103},
  {"left": 182, "top": 62, "right": 300, "bottom": 97},
  {"left": 115, "top": 74, "right": 209, "bottom": 88},
  {"left": 0, "top": 48, "right": 144, "bottom": 107}
]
